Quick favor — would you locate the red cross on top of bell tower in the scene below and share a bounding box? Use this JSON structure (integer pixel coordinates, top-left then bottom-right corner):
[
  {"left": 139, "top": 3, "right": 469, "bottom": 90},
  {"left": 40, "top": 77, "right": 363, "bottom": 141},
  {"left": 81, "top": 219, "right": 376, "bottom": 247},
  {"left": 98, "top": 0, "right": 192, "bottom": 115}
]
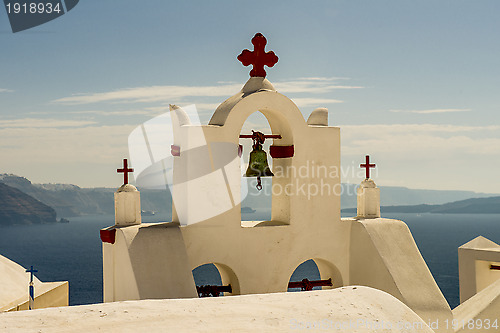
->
[
  {"left": 238, "top": 33, "right": 278, "bottom": 78},
  {"left": 360, "top": 155, "right": 376, "bottom": 179},
  {"left": 117, "top": 158, "right": 134, "bottom": 185}
]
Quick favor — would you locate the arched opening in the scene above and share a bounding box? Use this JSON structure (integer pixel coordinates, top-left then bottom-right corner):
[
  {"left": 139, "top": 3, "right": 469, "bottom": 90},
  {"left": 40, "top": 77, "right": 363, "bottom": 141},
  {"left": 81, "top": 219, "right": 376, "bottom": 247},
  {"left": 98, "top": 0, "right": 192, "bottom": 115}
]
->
[
  {"left": 240, "top": 111, "right": 273, "bottom": 225},
  {"left": 192, "top": 263, "right": 240, "bottom": 297},
  {"left": 287, "top": 259, "right": 342, "bottom": 292},
  {"left": 288, "top": 259, "right": 321, "bottom": 292}
]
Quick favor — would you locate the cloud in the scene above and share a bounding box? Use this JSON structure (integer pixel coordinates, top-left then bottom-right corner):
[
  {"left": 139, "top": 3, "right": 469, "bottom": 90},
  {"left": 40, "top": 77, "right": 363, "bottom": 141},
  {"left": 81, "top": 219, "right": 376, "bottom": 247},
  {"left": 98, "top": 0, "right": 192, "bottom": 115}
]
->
[
  {"left": 341, "top": 123, "right": 500, "bottom": 133},
  {"left": 189, "top": 103, "right": 221, "bottom": 112},
  {"left": 341, "top": 123, "right": 500, "bottom": 156},
  {"left": 291, "top": 98, "right": 343, "bottom": 108},
  {"left": 0, "top": 124, "right": 133, "bottom": 161},
  {"left": 294, "top": 77, "right": 351, "bottom": 81},
  {"left": 340, "top": 122, "right": 500, "bottom": 192},
  {"left": 51, "top": 77, "right": 362, "bottom": 105},
  {"left": 0, "top": 123, "right": 136, "bottom": 187},
  {"left": 0, "top": 118, "right": 97, "bottom": 128},
  {"left": 52, "top": 84, "right": 243, "bottom": 105},
  {"left": 390, "top": 108, "right": 471, "bottom": 114},
  {"left": 0, "top": 88, "right": 14, "bottom": 93},
  {"left": 50, "top": 104, "right": 220, "bottom": 119},
  {"left": 274, "top": 77, "right": 363, "bottom": 94},
  {"left": 69, "top": 110, "right": 154, "bottom": 116}
]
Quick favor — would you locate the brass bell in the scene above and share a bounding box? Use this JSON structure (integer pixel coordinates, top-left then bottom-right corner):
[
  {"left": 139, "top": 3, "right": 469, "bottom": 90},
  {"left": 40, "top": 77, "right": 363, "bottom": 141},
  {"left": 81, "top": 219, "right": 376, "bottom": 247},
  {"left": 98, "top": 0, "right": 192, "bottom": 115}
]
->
[
  {"left": 242, "top": 130, "right": 274, "bottom": 190},
  {"left": 245, "top": 144, "right": 274, "bottom": 178}
]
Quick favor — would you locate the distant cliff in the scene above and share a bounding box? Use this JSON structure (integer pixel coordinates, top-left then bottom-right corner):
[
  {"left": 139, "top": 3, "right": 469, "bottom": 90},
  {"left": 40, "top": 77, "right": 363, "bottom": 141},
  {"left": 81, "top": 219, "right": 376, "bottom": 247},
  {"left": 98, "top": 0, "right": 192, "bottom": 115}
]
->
[
  {"left": 1, "top": 173, "right": 498, "bottom": 219},
  {"left": 0, "top": 174, "right": 171, "bottom": 218},
  {"left": 241, "top": 178, "right": 498, "bottom": 214},
  {"left": 340, "top": 183, "right": 496, "bottom": 208},
  {"left": 342, "top": 196, "right": 500, "bottom": 214},
  {"left": 0, "top": 183, "right": 57, "bottom": 225}
]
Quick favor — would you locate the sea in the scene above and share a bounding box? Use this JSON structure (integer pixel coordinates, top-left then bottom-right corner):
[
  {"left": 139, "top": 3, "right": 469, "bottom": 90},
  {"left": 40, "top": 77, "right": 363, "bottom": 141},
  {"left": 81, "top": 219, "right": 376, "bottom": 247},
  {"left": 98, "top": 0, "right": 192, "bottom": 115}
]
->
[{"left": 0, "top": 211, "right": 499, "bottom": 310}]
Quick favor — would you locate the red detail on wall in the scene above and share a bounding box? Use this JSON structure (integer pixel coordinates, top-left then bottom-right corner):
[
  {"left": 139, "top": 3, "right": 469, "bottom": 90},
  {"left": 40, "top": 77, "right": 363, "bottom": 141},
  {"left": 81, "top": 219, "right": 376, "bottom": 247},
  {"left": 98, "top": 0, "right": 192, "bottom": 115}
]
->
[
  {"left": 117, "top": 158, "right": 134, "bottom": 185},
  {"left": 237, "top": 33, "right": 278, "bottom": 78},
  {"left": 270, "top": 145, "right": 294, "bottom": 158},
  {"left": 238, "top": 144, "right": 243, "bottom": 157},
  {"left": 100, "top": 228, "right": 116, "bottom": 244},
  {"left": 171, "top": 145, "right": 181, "bottom": 157},
  {"left": 360, "top": 155, "right": 376, "bottom": 179}
]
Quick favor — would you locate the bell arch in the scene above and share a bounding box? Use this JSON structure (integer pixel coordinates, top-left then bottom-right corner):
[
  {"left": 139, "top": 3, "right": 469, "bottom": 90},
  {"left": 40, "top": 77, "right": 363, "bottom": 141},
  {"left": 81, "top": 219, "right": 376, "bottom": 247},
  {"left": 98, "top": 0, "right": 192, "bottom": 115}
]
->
[
  {"left": 210, "top": 88, "right": 307, "bottom": 226},
  {"left": 216, "top": 93, "right": 302, "bottom": 146},
  {"left": 239, "top": 111, "right": 273, "bottom": 222}
]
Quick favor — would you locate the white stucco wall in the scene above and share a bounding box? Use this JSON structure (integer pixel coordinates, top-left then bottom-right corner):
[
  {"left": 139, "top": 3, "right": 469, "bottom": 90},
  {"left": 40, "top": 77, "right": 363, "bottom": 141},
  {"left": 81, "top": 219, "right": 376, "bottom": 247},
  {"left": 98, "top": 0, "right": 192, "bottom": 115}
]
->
[
  {"left": 1, "top": 286, "right": 435, "bottom": 333},
  {"left": 453, "top": 278, "right": 500, "bottom": 333},
  {"left": 103, "top": 77, "right": 349, "bottom": 302},
  {"left": 347, "top": 217, "right": 453, "bottom": 333},
  {"left": 475, "top": 260, "right": 500, "bottom": 296},
  {"left": 114, "top": 184, "right": 141, "bottom": 227},
  {"left": 458, "top": 236, "right": 500, "bottom": 303},
  {"left": 0, "top": 254, "right": 68, "bottom": 312},
  {"left": 102, "top": 77, "right": 465, "bottom": 331},
  {"left": 357, "top": 179, "right": 381, "bottom": 218}
]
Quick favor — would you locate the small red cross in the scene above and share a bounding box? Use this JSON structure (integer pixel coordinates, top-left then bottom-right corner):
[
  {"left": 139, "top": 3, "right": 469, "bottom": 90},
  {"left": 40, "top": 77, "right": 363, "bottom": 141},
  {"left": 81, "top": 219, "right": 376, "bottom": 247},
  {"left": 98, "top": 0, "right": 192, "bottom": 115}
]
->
[
  {"left": 238, "top": 33, "right": 278, "bottom": 78},
  {"left": 117, "top": 158, "right": 134, "bottom": 185},
  {"left": 360, "top": 155, "right": 376, "bottom": 179}
]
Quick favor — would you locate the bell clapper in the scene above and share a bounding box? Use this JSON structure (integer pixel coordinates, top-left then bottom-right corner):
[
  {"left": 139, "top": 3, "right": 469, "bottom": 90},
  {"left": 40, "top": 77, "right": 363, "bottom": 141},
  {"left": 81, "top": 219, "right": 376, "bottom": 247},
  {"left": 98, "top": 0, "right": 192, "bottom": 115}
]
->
[{"left": 256, "top": 176, "right": 262, "bottom": 191}]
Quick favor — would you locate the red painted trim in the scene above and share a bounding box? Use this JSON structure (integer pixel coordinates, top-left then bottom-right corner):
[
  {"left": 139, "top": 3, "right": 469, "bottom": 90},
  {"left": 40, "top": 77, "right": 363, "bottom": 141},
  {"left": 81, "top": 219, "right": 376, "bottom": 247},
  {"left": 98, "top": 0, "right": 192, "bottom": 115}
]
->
[
  {"left": 100, "top": 228, "right": 116, "bottom": 244},
  {"left": 171, "top": 145, "right": 181, "bottom": 157},
  {"left": 270, "top": 145, "right": 294, "bottom": 158}
]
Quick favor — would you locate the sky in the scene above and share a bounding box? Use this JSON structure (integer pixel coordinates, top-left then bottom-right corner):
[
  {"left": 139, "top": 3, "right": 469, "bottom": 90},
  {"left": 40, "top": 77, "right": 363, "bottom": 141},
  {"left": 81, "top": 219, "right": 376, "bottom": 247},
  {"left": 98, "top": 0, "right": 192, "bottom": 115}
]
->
[{"left": 0, "top": 0, "right": 499, "bottom": 193}]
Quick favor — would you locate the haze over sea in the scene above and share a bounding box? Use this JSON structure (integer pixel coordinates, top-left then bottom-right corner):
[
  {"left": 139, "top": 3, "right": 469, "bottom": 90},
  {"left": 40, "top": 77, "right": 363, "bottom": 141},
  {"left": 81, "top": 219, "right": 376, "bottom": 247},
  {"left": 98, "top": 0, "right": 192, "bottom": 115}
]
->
[{"left": 0, "top": 211, "right": 499, "bottom": 309}]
